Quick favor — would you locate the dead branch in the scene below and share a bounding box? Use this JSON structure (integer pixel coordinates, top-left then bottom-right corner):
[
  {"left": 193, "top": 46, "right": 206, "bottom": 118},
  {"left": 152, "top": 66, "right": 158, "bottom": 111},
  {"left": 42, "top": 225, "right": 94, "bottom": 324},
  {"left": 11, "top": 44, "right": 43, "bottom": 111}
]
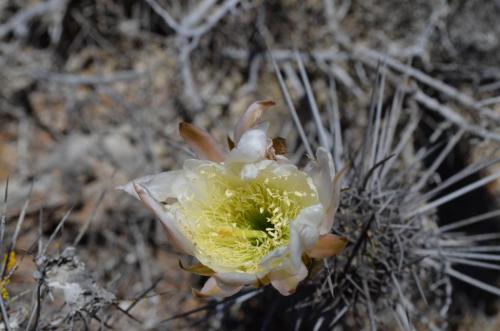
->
[{"left": 0, "top": 0, "right": 67, "bottom": 39}]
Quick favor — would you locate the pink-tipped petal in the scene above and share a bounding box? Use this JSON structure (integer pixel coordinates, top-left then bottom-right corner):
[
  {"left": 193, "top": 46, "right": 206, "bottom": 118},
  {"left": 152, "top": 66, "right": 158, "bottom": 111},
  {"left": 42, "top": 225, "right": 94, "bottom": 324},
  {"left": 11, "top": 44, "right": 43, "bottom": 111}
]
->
[
  {"left": 269, "top": 262, "right": 308, "bottom": 296},
  {"left": 193, "top": 277, "right": 242, "bottom": 298},
  {"left": 133, "top": 183, "right": 195, "bottom": 255},
  {"left": 306, "top": 234, "right": 347, "bottom": 259},
  {"left": 319, "top": 164, "right": 349, "bottom": 234},
  {"left": 234, "top": 100, "right": 276, "bottom": 143},
  {"left": 179, "top": 122, "right": 225, "bottom": 162}
]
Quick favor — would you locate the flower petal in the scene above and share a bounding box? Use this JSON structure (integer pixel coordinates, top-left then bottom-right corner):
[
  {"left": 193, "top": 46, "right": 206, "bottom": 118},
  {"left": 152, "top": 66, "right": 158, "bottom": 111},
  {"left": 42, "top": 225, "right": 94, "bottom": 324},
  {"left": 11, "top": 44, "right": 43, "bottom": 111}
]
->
[
  {"left": 306, "top": 234, "right": 347, "bottom": 259},
  {"left": 290, "top": 204, "right": 325, "bottom": 264},
  {"left": 192, "top": 277, "right": 242, "bottom": 298},
  {"left": 260, "top": 204, "right": 324, "bottom": 274},
  {"left": 179, "top": 122, "right": 225, "bottom": 162},
  {"left": 289, "top": 222, "right": 304, "bottom": 270},
  {"left": 233, "top": 100, "right": 275, "bottom": 143},
  {"left": 181, "top": 159, "right": 227, "bottom": 202},
  {"left": 133, "top": 183, "right": 195, "bottom": 255},
  {"left": 319, "top": 164, "right": 349, "bottom": 234},
  {"left": 307, "top": 147, "right": 335, "bottom": 209},
  {"left": 116, "top": 170, "right": 187, "bottom": 202},
  {"left": 179, "top": 260, "right": 215, "bottom": 276},
  {"left": 269, "top": 261, "right": 308, "bottom": 296},
  {"left": 240, "top": 160, "right": 273, "bottom": 180},
  {"left": 226, "top": 123, "right": 270, "bottom": 163},
  {"left": 214, "top": 272, "right": 259, "bottom": 286},
  {"left": 290, "top": 204, "right": 324, "bottom": 249},
  {"left": 259, "top": 246, "right": 289, "bottom": 271},
  {"left": 271, "top": 163, "right": 299, "bottom": 176}
]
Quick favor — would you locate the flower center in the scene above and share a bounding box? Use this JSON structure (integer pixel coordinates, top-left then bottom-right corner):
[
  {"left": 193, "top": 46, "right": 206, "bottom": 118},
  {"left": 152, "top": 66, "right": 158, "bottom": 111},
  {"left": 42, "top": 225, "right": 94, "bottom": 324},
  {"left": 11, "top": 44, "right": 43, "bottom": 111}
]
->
[
  {"left": 247, "top": 209, "right": 273, "bottom": 233},
  {"left": 176, "top": 163, "right": 319, "bottom": 273}
]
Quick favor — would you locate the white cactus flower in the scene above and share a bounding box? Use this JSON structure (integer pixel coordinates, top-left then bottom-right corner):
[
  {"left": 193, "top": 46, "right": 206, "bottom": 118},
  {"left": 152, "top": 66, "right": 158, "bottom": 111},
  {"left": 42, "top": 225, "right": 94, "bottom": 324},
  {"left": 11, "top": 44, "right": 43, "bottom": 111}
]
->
[{"left": 118, "top": 101, "right": 347, "bottom": 297}]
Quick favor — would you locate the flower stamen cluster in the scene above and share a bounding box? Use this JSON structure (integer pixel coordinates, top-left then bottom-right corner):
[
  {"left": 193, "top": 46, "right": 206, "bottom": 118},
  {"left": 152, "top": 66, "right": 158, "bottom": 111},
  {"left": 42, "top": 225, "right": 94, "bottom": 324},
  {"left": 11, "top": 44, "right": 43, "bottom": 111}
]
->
[{"left": 173, "top": 163, "right": 318, "bottom": 273}]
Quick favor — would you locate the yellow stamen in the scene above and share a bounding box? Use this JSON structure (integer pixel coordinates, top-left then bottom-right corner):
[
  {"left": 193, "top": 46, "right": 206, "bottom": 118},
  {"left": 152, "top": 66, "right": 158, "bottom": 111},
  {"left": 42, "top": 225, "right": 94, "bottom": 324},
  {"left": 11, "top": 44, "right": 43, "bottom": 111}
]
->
[{"left": 174, "top": 163, "right": 318, "bottom": 273}]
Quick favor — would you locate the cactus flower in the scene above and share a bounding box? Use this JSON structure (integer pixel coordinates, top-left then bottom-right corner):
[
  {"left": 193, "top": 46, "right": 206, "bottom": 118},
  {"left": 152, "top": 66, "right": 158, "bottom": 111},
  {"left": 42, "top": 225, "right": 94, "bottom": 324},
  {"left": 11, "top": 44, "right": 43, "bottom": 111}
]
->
[{"left": 118, "top": 101, "right": 347, "bottom": 297}]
